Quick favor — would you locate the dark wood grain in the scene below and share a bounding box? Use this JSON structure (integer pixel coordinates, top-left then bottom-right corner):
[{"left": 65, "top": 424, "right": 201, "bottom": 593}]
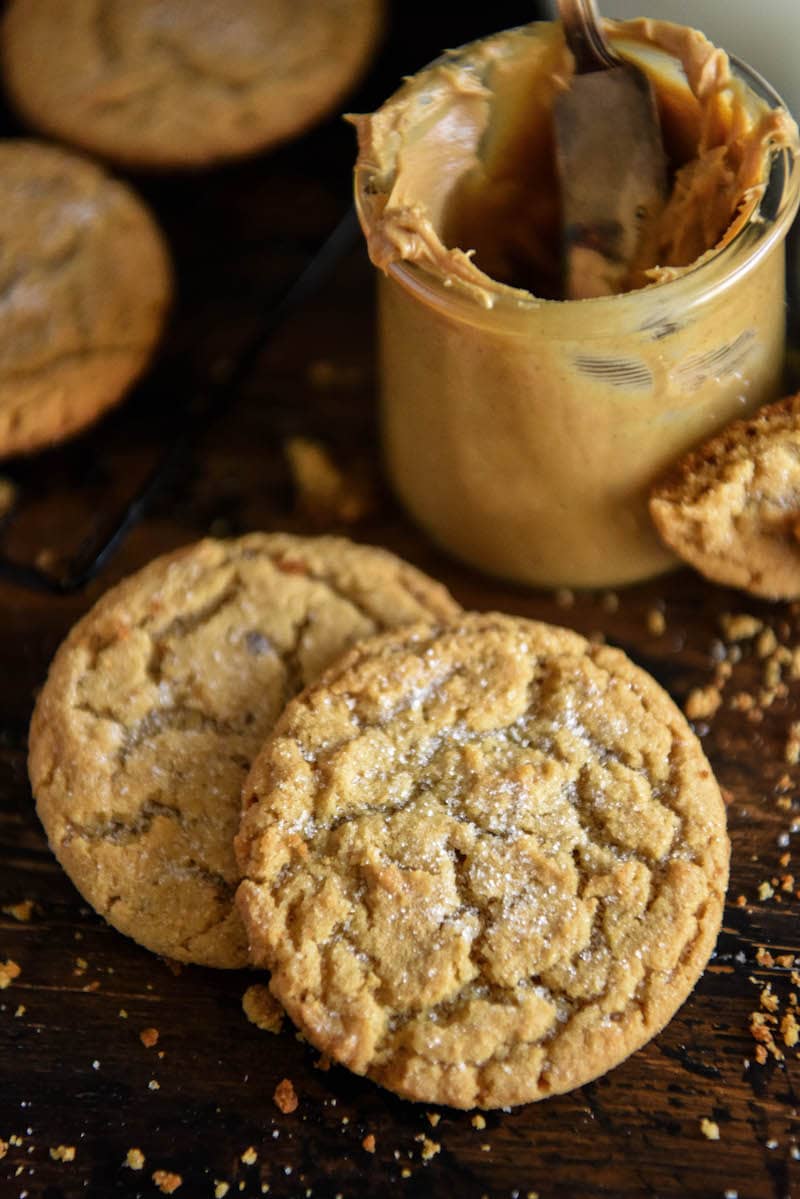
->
[{"left": 2, "top": 6, "right": 800, "bottom": 1198}]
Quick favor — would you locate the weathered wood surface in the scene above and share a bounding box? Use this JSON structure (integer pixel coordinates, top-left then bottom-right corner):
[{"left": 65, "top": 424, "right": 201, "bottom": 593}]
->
[{"left": 2, "top": 6, "right": 800, "bottom": 1197}]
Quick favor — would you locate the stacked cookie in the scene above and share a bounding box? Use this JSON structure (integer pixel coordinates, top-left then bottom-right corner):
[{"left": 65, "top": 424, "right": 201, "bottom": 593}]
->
[
  {"left": 0, "top": 0, "right": 383, "bottom": 458},
  {"left": 30, "top": 532, "right": 729, "bottom": 1108}
]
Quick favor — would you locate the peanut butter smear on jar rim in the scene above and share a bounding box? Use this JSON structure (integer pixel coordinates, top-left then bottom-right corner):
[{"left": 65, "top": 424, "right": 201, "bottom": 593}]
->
[{"left": 351, "top": 19, "right": 800, "bottom": 590}]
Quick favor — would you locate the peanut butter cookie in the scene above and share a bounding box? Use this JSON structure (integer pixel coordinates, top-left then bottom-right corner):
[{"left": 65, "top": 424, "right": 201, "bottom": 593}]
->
[
  {"left": 236, "top": 612, "right": 728, "bottom": 1108},
  {"left": 0, "top": 140, "right": 171, "bottom": 458},
  {"left": 28, "top": 534, "right": 460, "bottom": 969},
  {"left": 650, "top": 391, "right": 800, "bottom": 599},
  {"left": 2, "top": 0, "right": 384, "bottom": 170}
]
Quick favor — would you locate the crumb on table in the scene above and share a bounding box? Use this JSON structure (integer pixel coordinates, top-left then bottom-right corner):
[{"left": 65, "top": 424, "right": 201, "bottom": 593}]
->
[
  {"left": 273, "top": 1078, "right": 298, "bottom": 1114},
  {"left": 242, "top": 984, "right": 284, "bottom": 1034},
  {"left": 700, "top": 1118, "right": 720, "bottom": 1141},
  {"left": 152, "top": 1169, "right": 182, "bottom": 1193},
  {"left": 0, "top": 959, "right": 21, "bottom": 989},
  {"left": 49, "top": 1145, "right": 76, "bottom": 1162}
]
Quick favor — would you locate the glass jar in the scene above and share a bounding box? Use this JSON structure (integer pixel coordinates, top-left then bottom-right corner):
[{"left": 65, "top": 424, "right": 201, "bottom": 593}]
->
[{"left": 355, "top": 42, "right": 800, "bottom": 589}]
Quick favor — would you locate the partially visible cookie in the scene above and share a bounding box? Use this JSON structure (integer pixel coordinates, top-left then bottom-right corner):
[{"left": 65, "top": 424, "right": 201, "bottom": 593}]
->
[
  {"left": 649, "top": 391, "right": 800, "bottom": 598},
  {"left": 28, "top": 534, "right": 460, "bottom": 969},
  {"left": 236, "top": 612, "right": 728, "bottom": 1109},
  {"left": 2, "top": 0, "right": 384, "bottom": 170},
  {"left": 0, "top": 140, "right": 171, "bottom": 458}
]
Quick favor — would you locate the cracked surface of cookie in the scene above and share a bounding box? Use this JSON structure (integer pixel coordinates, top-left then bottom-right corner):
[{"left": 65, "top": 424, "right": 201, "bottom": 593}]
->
[
  {"left": 236, "top": 613, "right": 728, "bottom": 1108},
  {"left": 28, "top": 534, "right": 460, "bottom": 968},
  {"left": 2, "top": 0, "right": 384, "bottom": 169},
  {"left": 0, "top": 140, "right": 171, "bottom": 458},
  {"left": 650, "top": 391, "right": 800, "bottom": 599}
]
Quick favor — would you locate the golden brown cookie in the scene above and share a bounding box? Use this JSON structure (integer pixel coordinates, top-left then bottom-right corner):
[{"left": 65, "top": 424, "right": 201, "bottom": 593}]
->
[
  {"left": 0, "top": 139, "right": 171, "bottom": 458},
  {"left": 650, "top": 391, "right": 800, "bottom": 599},
  {"left": 28, "top": 534, "right": 460, "bottom": 969},
  {"left": 2, "top": 0, "right": 384, "bottom": 170},
  {"left": 236, "top": 612, "right": 728, "bottom": 1108}
]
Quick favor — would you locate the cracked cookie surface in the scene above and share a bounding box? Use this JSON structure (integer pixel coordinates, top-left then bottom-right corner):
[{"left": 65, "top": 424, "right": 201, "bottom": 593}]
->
[
  {"left": 0, "top": 139, "right": 171, "bottom": 458},
  {"left": 236, "top": 613, "right": 728, "bottom": 1108},
  {"left": 28, "top": 533, "right": 460, "bottom": 968},
  {"left": 650, "top": 391, "right": 800, "bottom": 599},
  {"left": 2, "top": 0, "right": 384, "bottom": 169}
]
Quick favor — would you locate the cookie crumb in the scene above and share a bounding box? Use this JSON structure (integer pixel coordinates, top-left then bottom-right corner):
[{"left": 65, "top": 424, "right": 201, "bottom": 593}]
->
[
  {"left": 781, "top": 1012, "right": 799, "bottom": 1047},
  {"left": 240, "top": 1148, "right": 257, "bottom": 1166},
  {"left": 49, "top": 1146, "right": 76, "bottom": 1162},
  {"left": 273, "top": 1079, "right": 298, "bottom": 1114},
  {"left": 471, "top": 1115, "right": 486, "bottom": 1130},
  {"left": 152, "top": 1170, "right": 182, "bottom": 1193},
  {"left": 314, "top": 1054, "right": 331, "bottom": 1071},
  {"left": 362, "top": 1135, "right": 376, "bottom": 1154},
  {"left": 285, "top": 436, "right": 372, "bottom": 525},
  {"left": 0, "top": 476, "right": 17, "bottom": 518},
  {"left": 242, "top": 984, "right": 284, "bottom": 1034},
  {"left": 787, "top": 721, "right": 800, "bottom": 764},
  {"left": 419, "top": 1137, "right": 440, "bottom": 1161},
  {"left": 124, "top": 1148, "right": 145, "bottom": 1171},
  {"left": 400, "top": 1168, "right": 412, "bottom": 1178},
  {"left": 0, "top": 959, "right": 21, "bottom": 988},
  {"left": 140, "top": 1028, "right": 159, "bottom": 1048},
  {"left": 214, "top": 1184, "right": 230, "bottom": 1199},
  {"left": 720, "top": 613, "right": 762, "bottom": 641},
  {"left": 426, "top": 1113, "right": 440, "bottom": 1128},
  {"left": 646, "top": 608, "right": 666, "bottom": 636},
  {"left": 758, "top": 881, "right": 775, "bottom": 901},
  {"left": 2, "top": 900, "right": 33, "bottom": 922},
  {"left": 307, "top": 359, "right": 365, "bottom": 391},
  {"left": 0, "top": 1139, "right": 7, "bottom": 1159},
  {"left": 685, "top": 685, "right": 722, "bottom": 721},
  {"left": 700, "top": 1118, "right": 720, "bottom": 1141}
]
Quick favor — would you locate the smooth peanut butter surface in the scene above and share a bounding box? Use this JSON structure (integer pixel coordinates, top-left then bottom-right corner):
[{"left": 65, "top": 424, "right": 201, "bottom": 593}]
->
[{"left": 353, "top": 19, "right": 798, "bottom": 304}]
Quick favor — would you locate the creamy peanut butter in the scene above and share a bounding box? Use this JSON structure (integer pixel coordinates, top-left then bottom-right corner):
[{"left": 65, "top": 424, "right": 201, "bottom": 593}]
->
[{"left": 353, "top": 20, "right": 800, "bottom": 587}]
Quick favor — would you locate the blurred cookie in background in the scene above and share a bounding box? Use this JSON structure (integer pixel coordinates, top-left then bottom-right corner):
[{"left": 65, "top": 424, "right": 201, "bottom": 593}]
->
[
  {"left": 1, "top": 0, "right": 385, "bottom": 170},
  {"left": 0, "top": 140, "right": 172, "bottom": 458}
]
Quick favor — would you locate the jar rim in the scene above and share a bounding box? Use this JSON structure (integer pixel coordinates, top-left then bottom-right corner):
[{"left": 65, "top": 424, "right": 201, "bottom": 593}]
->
[{"left": 354, "top": 43, "right": 800, "bottom": 326}]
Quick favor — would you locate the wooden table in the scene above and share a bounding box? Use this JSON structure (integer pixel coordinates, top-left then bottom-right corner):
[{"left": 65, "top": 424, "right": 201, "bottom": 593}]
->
[{"left": 2, "top": 7, "right": 800, "bottom": 1197}]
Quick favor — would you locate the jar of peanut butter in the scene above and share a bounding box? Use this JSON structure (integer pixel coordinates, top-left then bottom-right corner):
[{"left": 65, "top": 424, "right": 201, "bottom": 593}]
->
[{"left": 353, "top": 20, "right": 800, "bottom": 588}]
